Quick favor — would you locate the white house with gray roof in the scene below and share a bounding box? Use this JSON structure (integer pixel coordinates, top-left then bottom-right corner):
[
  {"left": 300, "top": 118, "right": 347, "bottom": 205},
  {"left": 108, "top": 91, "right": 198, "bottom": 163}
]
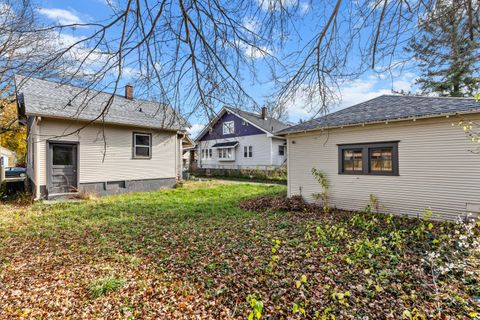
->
[
  {"left": 277, "top": 95, "right": 480, "bottom": 221},
  {"left": 15, "top": 75, "right": 188, "bottom": 199},
  {"left": 195, "top": 106, "right": 289, "bottom": 170}
]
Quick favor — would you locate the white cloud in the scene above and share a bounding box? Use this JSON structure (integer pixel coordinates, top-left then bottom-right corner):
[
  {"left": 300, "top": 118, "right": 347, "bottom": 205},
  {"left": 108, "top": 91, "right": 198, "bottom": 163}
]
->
[
  {"left": 243, "top": 17, "right": 260, "bottom": 33},
  {"left": 123, "top": 66, "right": 141, "bottom": 79},
  {"left": 38, "top": 8, "right": 84, "bottom": 25},
  {"left": 300, "top": 2, "right": 310, "bottom": 13},
  {"left": 337, "top": 72, "right": 416, "bottom": 109},
  {"left": 243, "top": 44, "right": 272, "bottom": 59},
  {"left": 283, "top": 72, "right": 417, "bottom": 121},
  {"left": 188, "top": 123, "right": 205, "bottom": 138},
  {"left": 257, "top": 0, "right": 297, "bottom": 11}
]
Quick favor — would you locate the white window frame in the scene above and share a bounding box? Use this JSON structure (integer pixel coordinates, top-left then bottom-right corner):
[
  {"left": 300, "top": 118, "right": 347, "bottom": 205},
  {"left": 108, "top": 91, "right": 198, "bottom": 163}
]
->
[
  {"left": 133, "top": 132, "right": 152, "bottom": 159},
  {"left": 223, "top": 121, "right": 235, "bottom": 135},
  {"left": 218, "top": 147, "right": 235, "bottom": 161},
  {"left": 244, "top": 146, "right": 253, "bottom": 158},
  {"left": 202, "top": 148, "right": 213, "bottom": 159}
]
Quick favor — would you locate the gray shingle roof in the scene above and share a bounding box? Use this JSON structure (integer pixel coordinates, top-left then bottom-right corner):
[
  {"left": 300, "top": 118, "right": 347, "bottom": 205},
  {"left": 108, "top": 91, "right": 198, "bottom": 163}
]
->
[
  {"left": 277, "top": 95, "right": 480, "bottom": 135},
  {"left": 15, "top": 75, "right": 187, "bottom": 131},
  {"left": 227, "top": 107, "right": 290, "bottom": 134}
]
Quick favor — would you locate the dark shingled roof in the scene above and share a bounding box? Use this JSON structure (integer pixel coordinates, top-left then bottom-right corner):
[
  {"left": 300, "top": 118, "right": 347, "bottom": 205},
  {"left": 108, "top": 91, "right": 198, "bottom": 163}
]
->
[
  {"left": 212, "top": 141, "right": 239, "bottom": 148},
  {"left": 15, "top": 75, "right": 187, "bottom": 131},
  {"left": 277, "top": 95, "right": 480, "bottom": 135},
  {"left": 227, "top": 107, "right": 290, "bottom": 134}
]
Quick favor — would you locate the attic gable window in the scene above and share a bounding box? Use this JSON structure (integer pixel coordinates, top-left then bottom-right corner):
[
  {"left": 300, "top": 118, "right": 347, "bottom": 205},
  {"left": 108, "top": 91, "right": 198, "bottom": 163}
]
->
[
  {"left": 133, "top": 132, "right": 152, "bottom": 159},
  {"left": 338, "top": 141, "right": 399, "bottom": 176},
  {"left": 223, "top": 121, "right": 235, "bottom": 135}
]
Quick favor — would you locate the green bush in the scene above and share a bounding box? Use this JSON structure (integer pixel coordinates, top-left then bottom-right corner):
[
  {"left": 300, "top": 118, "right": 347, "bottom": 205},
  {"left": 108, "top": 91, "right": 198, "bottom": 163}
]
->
[{"left": 192, "top": 167, "right": 287, "bottom": 183}]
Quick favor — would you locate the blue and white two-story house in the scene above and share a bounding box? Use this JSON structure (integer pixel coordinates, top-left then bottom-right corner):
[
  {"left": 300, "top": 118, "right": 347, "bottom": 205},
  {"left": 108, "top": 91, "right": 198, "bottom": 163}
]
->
[{"left": 195, "top": 107, "right": 290, "bottom": 169}]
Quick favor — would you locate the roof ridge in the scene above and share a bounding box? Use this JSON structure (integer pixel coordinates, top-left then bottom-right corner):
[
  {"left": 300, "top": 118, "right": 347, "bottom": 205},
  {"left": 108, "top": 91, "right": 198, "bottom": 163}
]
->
[
  {"left": 15, "top": 75, "right": 168, "bottom": 107},
  {"left": 226, "top": 106, "right": 288, "bottom": 124},
  {"left": 380, "top": 94, "right": 475, "bottom": 100}
]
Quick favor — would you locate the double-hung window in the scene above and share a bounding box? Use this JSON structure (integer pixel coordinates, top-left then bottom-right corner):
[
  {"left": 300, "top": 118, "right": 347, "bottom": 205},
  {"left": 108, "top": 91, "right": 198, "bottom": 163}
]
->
[
  {"left": 133, "top": 132, "right": 151, "bottom": 158},
  {"left": 218, "top": 148, "right": 234, "bottom": 160},
  {"left": 244, "top": 146, "right": 253, "bottom": 158},
  {"left": 278, "top": 145, "right": 286, "bottom": 156},
  {"left": 223, "top": 121, "right": 235, "bottom": 135},
  {"left": 338, "top": 141, "right": 399, "bottom": 175},
  {"left": 202, "top": 148, "right": 213, "bottom": 159}
]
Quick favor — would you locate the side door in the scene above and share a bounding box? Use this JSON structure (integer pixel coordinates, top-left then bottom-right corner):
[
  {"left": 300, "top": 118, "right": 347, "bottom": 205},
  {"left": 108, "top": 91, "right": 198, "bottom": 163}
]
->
[{"left": 48, "top": 142, "right": 78, "bottom": 194}]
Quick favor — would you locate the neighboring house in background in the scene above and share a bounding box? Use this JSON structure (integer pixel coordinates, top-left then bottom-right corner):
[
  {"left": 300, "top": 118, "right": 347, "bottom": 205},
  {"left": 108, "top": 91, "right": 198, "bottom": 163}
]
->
[
  {"left": 195, "top": 106, "right": 289, "bottom": 170},
  {"left": 0, "top": 146, "right": 16, "bottom": 167},
  {"left": 181, "top": 134, "right": 196, "bottom": 172},
  {"left": 277, "top": 95, "right": 480, "bottom": 221},
  {"left": 15, "top": 75, "right": 187, "bottom": 199}
]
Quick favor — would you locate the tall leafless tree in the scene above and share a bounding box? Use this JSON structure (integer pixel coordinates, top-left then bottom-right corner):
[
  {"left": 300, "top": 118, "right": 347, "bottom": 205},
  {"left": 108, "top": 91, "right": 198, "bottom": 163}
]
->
[{"left": 2, "top": 0, "right": 479, "bottom": 125}]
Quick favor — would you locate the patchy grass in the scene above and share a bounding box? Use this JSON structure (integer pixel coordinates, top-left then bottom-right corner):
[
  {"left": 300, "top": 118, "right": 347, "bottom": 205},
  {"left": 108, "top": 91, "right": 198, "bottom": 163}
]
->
[
  {"left": 89, "top": 276, "right": 126, "bottom": 299},
  {"left": 0, "top": 180, "right": 478, "bottom": 319}
]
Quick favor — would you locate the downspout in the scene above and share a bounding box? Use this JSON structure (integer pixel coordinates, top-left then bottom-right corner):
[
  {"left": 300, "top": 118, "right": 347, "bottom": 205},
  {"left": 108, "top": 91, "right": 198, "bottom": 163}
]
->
[
  {"left": 179, "top": 132, "right": 186, "bottom": 180},
  {"left": 34, "top": 116, "right": 41, "bottom": 200},
  {"left": 286, "top": 135, "right": 291, "bottom": 197}
]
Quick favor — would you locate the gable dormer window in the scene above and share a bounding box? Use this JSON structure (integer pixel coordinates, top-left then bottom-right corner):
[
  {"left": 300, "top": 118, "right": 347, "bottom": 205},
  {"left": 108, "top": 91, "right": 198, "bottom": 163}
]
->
[{"left": 223, "top": 121, "right": 235, "bottom": 135}]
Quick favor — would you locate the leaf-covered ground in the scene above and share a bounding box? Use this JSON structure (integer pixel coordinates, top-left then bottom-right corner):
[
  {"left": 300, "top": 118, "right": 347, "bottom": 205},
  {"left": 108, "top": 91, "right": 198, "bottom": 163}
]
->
[{"left": 0, "top": 181, "right": 478, "bottom": 319}]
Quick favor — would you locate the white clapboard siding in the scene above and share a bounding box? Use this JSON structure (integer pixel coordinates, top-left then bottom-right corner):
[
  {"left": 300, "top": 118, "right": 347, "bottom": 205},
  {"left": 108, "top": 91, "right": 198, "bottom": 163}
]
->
[
  {"left": 271, "top": 138, "right": 287, "bottom": 166},
  {"left": 198, "top": 134, "right": 279, "bottom": 169},
  {"left": 287, "top": 115, "right": 480, "bottom": 221},
  {"left": 36, "top": 118, "right": 177, "bottom": 185}
]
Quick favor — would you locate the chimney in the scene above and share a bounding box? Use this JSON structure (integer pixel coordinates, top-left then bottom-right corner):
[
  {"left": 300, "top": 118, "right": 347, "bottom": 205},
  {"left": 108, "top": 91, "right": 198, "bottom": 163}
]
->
[
  {"left": 125, "top": 84, "right": 133, "bottom": 100},
  {"left": 261, "top": 107, "right": 267, "bottom": 120}
]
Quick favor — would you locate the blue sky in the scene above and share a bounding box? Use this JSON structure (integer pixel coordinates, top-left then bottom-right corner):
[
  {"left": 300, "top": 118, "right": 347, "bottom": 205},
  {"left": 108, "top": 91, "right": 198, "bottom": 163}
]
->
[{"left": 34, "top": 0, "right": 419, "bottom": 137}]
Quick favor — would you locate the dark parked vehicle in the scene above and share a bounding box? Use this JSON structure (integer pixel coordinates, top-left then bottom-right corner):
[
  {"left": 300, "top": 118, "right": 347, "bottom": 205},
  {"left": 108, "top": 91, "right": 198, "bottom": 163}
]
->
[{"left": 4, "top": 167, "right": 27, "bottom": 178}]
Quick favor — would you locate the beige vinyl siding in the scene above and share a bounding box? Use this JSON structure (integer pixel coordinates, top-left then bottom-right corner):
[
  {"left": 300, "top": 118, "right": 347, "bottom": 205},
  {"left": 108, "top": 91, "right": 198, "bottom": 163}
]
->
[
  {"left": 176, "top": 136, "right": 182, "bottom": 177},
  {"left": 287, "top": 115, "right": 480, "bottom": 221},
  {"left": 26, "top": 116, "right": 40, "bottom": 191},
  {"left": 37, "top": 118, "right": 177, "bottom": 186}
]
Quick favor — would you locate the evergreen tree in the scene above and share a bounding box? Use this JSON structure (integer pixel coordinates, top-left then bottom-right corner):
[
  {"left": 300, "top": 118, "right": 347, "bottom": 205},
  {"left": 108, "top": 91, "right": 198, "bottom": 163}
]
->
[{"left": 408, "top": 0, "right": 480, "bottom": 97}]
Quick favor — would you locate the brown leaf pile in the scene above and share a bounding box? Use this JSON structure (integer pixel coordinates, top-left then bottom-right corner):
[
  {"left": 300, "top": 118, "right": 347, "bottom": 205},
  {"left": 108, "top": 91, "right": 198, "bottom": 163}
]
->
[
  {"left": 239, "top": 195, "right": 319, "bottom": 213},
  {"left": 0, "top": 183, "right": 479, "bottom": 319}
]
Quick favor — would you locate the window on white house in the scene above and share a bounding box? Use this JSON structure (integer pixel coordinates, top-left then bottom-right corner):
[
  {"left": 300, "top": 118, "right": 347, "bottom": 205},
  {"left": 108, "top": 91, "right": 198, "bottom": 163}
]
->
[
  {"left": 133, "top": 132, "right": 151, "bottom": 158},
  {"left": 223, "top": 121, "right": 235, "bottom": 135},
  {"left": 218, "top": 148, "right": 234, "bottom": 160},
  {"left": 278, "top": 145, "right": 286, "bottom": 156},
  {"left": 202, "top": 148, "right": 213, "bottom": 159},
  {"left": 244, "top": 146, "right": 253, "bottom": 158}
]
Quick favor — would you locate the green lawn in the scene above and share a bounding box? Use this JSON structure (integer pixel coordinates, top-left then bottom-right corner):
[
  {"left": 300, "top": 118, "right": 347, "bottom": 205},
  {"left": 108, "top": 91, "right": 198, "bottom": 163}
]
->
[{"left": 0, "top": 181, "right": 478, "bottom": 319}]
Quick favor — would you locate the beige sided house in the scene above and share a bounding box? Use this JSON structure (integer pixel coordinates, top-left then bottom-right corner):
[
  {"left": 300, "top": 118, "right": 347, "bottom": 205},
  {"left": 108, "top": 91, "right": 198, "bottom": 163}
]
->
[
  {"left": 0, "top": 146, "right": 16, "bottom": 167},
  {"left": 15, "top": 75, "right": 187, "bottom": 199},
  {"left": 277, "top": 95, "right": 480, "bottom": 221}
]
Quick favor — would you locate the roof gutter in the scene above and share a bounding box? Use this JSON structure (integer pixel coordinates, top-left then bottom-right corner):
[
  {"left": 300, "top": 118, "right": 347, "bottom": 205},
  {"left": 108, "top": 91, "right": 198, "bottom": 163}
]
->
[{"left": 278, "top": 109, "right": 480, "bottom": 136}]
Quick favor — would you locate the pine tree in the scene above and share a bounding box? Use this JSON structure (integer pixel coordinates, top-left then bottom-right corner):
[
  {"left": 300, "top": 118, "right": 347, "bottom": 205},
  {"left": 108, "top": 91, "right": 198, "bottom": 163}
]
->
[{"left": 408, "top": 0, "right": 480, "bottom": 97}]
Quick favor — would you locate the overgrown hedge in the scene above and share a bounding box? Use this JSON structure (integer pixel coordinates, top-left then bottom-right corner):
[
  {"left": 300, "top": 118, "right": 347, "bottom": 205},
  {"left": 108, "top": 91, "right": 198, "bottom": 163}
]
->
[{"left": 191, "top": 167, "right": 287, "bottom": 184}]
